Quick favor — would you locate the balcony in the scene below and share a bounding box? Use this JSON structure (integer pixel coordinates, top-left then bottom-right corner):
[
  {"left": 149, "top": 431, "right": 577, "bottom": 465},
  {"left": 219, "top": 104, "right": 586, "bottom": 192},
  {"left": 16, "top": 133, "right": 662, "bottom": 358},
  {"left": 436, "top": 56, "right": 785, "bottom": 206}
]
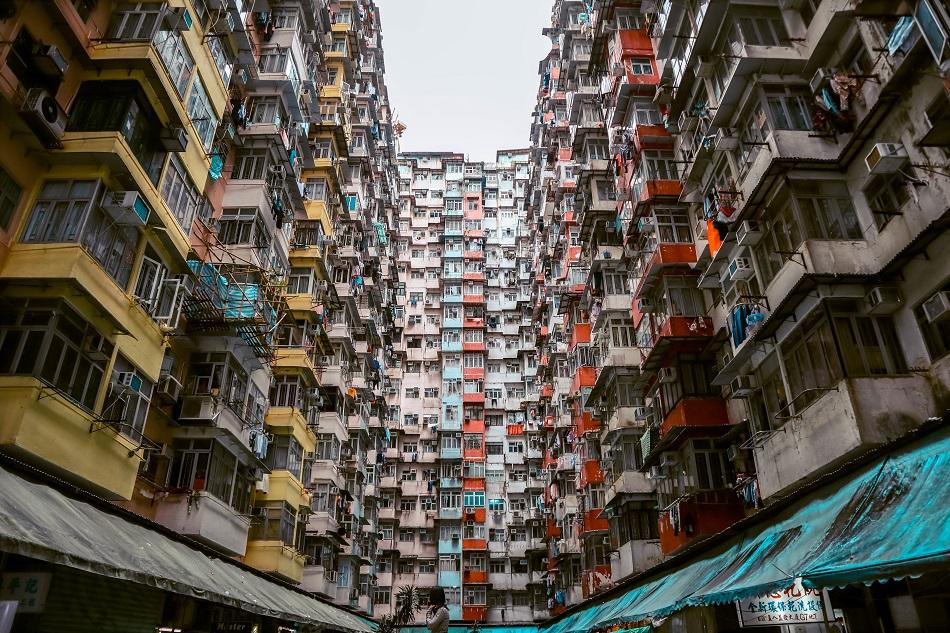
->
[
  {"left": 462, "top": 606, "right": 487, "bottom": 622},
  {"left": 570, "top": 366, "right": 597, "bottom": 392},
  {"left": 578, "top": 459, "right": 605, "bottom": 489},
  {"left": 0, "top": 376, "right": 142, "bottom": 500},
  {"left": 463, "top": 569, "right": 488, "bottom": 583},
  {"left": 580, "top": 509, "right": 609, "bottom": 535},
  {"left": 155, "top": 491, "right": 251, "bottom": 556},
  {"left": 659, "top": 398, "right": 730, "bottom": 439},
  {"left": 245, "top": 541, "right": 306, "bottom": 583},
  {"left": 658, "top": 490, "right": 745, "bottom": 555},
  {"left": 755, "top": 375, "right": 935, "bottom": 500}
]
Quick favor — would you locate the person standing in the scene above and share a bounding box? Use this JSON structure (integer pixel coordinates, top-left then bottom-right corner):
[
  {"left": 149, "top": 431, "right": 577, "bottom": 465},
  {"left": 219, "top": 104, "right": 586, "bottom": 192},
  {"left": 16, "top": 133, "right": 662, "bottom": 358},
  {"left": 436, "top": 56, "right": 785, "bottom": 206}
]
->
[{"left": 425, "top": 587, "right": 450, "bottom": 633}]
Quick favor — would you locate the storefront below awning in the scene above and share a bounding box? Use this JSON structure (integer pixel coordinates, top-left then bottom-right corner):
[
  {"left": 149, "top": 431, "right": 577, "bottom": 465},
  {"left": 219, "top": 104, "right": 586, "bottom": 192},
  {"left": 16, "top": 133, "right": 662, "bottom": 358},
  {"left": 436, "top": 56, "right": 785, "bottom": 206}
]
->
[
  {"left": 0, "top": 464, "right": 374, "bottom": 633},
  {"left": 542, "top": 425, "right": 950, "bottom": 633}
]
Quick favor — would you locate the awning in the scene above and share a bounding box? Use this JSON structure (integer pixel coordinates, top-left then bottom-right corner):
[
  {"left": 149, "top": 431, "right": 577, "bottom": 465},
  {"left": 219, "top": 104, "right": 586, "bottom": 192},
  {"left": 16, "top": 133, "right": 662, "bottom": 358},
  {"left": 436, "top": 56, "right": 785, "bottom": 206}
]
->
[
  {"left": 0, "top": 465, "right": 374, "bottom": 633},
  {"left": 542, "top": 424, "right": 950, "bottom": 633}
]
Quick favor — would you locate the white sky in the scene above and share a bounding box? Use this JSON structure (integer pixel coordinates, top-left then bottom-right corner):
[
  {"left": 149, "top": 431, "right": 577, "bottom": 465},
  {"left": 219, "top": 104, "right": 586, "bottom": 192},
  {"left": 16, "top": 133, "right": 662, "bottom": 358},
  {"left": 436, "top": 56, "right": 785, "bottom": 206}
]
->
[{"left": 375, "top": 0, "right": 552, "bottom": 161}]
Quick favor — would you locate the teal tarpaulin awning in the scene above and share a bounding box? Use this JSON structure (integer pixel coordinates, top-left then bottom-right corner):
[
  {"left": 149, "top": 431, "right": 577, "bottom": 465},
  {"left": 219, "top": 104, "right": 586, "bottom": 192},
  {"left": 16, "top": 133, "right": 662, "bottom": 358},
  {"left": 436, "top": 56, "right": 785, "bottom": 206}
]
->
[{"left": 542, "top": 426, "right": 950, "bottom": 633}]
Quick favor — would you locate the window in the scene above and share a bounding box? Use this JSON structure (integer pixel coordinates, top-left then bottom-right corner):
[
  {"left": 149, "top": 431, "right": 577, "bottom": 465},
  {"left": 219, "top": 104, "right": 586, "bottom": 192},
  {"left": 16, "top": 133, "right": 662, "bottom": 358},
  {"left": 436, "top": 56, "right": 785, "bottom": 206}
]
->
[
  {"left": 628, "top": 57, "right": 652, "bottom": 75},
  {"left": 654, "top": 207, "right": 692, "bottom": 243},
  {"left": 206, "top": 34, "right": 233, "bottom": 86},
  {"left": 187, "top": 78, "right": 218, "bottom": 151},
  {"left": 0, "top": 165, "right": 21, "bottom": 230},
  {"left": 0, "top": 299, "right": 112, "bottom": 413},
  {"left": 266, "top": 434, "right": 304, "bottom": 480},
  {"left": 161, "top": 155, "right": 202, "bottom": 230},
  {"left": 463, "top": 491, "right": 485, "bottom": 508},
  {"left": 23, "top": 179, "right": 140, "bottom": 289},
  {"left": 168, "top": 438, "right": 252, "bottom": 513},
  {"left": 107, "top": 2, "right": 162, "bottom": 40},
  {"left": 258, "top": 46, "right": 289, "bottom": 74},
  {"left": 864, "top": 170, "right": 914, "bottom": 229},
  {"left": 153, "top": 29, "right": 195, "bottom": 96},
  {"left": 249, "top": 501, "right": 299, "bottom": 547},
  {"left": 764, "top": 86, "right": 811, "bottom": 131}
]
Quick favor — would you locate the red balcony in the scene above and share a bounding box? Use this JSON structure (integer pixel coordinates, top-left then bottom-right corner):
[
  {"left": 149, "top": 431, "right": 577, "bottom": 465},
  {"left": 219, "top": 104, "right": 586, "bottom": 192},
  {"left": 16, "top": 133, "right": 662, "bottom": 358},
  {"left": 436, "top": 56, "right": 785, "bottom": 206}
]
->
[
  {"left": 633, "top": 124, "right": 674, "bottom": 152},
  {"left": 539, "top": 354, "right": 550, "bottom": 366},
  {"left": 543, "top": 415, "right": 555, "bottom": 429},
  {"left": 569, "top": 322, "right": 591, "bottom": 350},
  {"left": 463, "top": 342, "right": 486, "bottom": 352},
  {"left": 636, "top": 180, "right": 682, "bottom": 205},
  {"left": 463, "top": 318, "right": 483, "bottom": 328},
  {"left": 464, "top": 507, "right": 486, "bottom": 523},
  {"left": 570, "top": 366, "right": 597, "bottom": 393},
  {"left": 581, "top": 565, "right": 613, "bottom": 599},
  {"left": 463, "top": 419, "right": 486, "bottom": 433},
  {"left": 540, "top": 383, "right": 554, "bottom": 399},
  {"left": 660, "top": 398, "right": 730, "bottom": 439},
  {"left": 659, "top": 490, "right": 745, "bottom": 555},
  {"left": 464, "top": 229, "right": 485, "bottom": 238},
  {"left": 578, "top": 460, "right": 605, "bottom": 489},
  {"left": 546, "top": 519, "right": 562, "bottom": 539},
  {"left": 463, "top": 368, "right": 485, "bottom": 381},
  {"left": 558, "top": 147, "right": 572, "bottom": 161},
  {"left": 580, "top": 509, "right": 609, "bottom": 534},
  {"left": 464, "top": 447, "right": 485, "bottom": 460},
  {"left": 507, "top": 424, "right": 524, "bottom": 436},
  {"left": 575, "top": 411, "right": 599, "bottom": 436},
  {"left": 617, "top": 28, "right": 653, "bottom": 56},
  {"left": 462, "top": 293, "right": 484, "bottom": 303},
  {"left": 462, "top": 391, "right": 485, "bottom": 403},
  {"left": 462, "top": 606, "right": 487, "bottom": 621},
  {"left": 463, "top": 477, "right": 485, "bottom": 491},
  {"left": 463, "top": 569, "right": 488, "bottom": 583},
  {"left": 633, "top": 246, "right": 698, "bottom": 304},
  {"left": 463, "top": 272, "right": 486, "bottom": 282},
  {"left": 463, "top": 252, "right": 484, "bottom": 262}
]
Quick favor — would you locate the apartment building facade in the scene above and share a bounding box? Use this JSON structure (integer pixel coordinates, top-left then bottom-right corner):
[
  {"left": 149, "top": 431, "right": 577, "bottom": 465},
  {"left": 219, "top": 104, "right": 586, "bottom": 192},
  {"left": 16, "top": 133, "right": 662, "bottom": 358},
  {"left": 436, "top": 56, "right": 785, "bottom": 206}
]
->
[
  {"left": 526, "top": 0, "right": 950, "bottom": 629},
  {"left": 0, "top": 0, "right": 398, "bottom": 624},
  {"left": 368, "top": 149, "right": 552, "bottom": 626}
]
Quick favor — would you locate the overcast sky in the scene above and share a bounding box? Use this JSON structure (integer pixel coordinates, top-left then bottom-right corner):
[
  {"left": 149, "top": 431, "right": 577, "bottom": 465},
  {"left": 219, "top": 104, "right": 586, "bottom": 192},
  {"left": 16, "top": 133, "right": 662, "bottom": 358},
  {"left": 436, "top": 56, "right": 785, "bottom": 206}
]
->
[{"left": 376, "top": 0, "right": 552, "bottom": 161}]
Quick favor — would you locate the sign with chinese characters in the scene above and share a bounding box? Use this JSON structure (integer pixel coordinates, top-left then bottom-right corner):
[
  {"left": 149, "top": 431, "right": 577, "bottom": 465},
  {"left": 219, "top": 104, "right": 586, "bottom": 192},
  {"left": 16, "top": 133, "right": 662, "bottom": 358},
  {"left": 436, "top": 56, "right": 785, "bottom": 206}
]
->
[
  {"left": 0, "top": 573, "right": 52, "bottom": 613},
  {"left": 736, "top": 578, "right": 829, "bottom": 627}
]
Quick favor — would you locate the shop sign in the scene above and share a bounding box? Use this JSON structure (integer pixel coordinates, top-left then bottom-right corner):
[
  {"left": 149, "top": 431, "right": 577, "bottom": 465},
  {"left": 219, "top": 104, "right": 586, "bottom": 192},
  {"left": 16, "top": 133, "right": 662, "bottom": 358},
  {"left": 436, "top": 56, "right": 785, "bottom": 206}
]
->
[
  {"left": 0, "top": 573, "right": 51, "bottom": 613},
  {"left": 213, "top": 622, "right": 259, "bottom": 633},
  {"left": 736, "top": 578, "right": 829, "bottom": 627}
]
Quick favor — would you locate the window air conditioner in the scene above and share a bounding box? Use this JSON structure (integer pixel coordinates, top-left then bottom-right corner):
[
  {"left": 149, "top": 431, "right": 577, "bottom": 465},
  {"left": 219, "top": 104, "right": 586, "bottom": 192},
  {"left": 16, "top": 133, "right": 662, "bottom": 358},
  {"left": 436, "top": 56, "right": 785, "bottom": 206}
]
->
[
  {"left": 809, "top": 67, "right": 835, "bottom": 94},
  {"left": 658, "top": 366, "right": 677, "bottom": 384},
  {"left": 736, "top": 221, "right": 762, "bottom": 246},
  {"left": 31, "top": 44, "right": 69, "bottom": 77},
  {"left": 164, "top": 6, "right": 193, "bottom": 31},
  {"left": 865, "top": 287, "right": 903, "bottom": 314},
  {"left": 633, "top": 406, "right": 651, "bottom": 422},
  {"left": 923, "top": 291, "right": 950, "bottom": 323},
  {"left": 865, "top": 143, "right": 908, "bottom": 175},
  {"left": 103, "top": 191, "right": 151, "bottom": 226},
  {"left": 637, "top": 216, "right": 656, "bottom": 234},
  {"left": 156, "top": 374, "right": 183, "bottom": 403},
  {"left": 116, "top": 371, "right": 143, "bottom": 394},
  {"left": 159, "top": 126, "right": 189, "bottom": 152},
  {"left": 729, "top": 374, "right": 758, "bottom": 398},
  {"left": 728, "top": 257, "right": 754, "bottom": 281}
]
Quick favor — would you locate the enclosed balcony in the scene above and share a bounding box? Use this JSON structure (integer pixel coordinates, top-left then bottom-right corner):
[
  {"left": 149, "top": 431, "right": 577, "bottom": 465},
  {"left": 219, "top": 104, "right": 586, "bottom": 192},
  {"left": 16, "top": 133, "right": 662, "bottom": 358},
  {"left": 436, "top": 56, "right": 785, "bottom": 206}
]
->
[{"left": 658, "top": 489, "right": 744, "bottom": 555}]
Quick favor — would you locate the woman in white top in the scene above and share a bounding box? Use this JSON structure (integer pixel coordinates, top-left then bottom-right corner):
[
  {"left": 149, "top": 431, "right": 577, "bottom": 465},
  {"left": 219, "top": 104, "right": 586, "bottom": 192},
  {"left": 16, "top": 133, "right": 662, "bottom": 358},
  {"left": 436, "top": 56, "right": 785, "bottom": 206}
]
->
[{"left": 425, "top": 587, "right": 450, "bottom": 633}]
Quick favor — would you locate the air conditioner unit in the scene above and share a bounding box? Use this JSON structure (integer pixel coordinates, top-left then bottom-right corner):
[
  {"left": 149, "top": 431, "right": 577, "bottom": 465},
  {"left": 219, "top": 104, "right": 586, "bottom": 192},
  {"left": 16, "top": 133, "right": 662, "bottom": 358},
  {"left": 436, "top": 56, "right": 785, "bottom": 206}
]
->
[
  {"left": 637, "top": 297, "right": 656, "bottom": 313},
  {"left": 658, "top": 366, "right": 677, "bottom": 384},
  {"left": 637, "top": 216, "right": 656, "bottom": 234},
  {"left": 178, "top": 395, "right": 217, "bottom": 422},
  {"left": 156, "top": 374, "right": 183, "bottom": 403},
  {"left": 696, "top": 55, "right": 716, "bottom": 78},
  {"left": 116, "top": 371, "right": 143, "bottom": 394},
  {"left": 865, "top": 143, "right": 908, "bottom": 175},
  {"left": 729, "top": 257, "right": 754, "bottom": 281},
  {"left": 20, "top": 88, "right": 67, "bottom": 142},
  {"left": 694, "top": 218, "right": 708, "bottom": 240},
  {"left": 714, "top": 128, "right": 739, "bottom": 152},
  {"left": 730, "top": 375, "right": 758, "bottom": 398},
  {"left": 809, "top": 67, "right": 835, "bottom": 94},
  {"left": 164, "top": 6, "right": 193, "bottom": 31},
  {"left": 159, "top": 126, "right": 188, "bottom": 152},
  {"left": 31, "top": 44, "right": 69, "bottom": 77},
  {"left": 102, "top": 191, "right": 151, "bottom": 226},
  {"left": 923, "top": 291, "right": 950, "bottom": 323},
  {"left": 82, "top": 334, "right": 111, "bottom": 362},
  {"left": 256, "top": 473, "right": 270, "bottom": 492},
  {"left": 736, "top": 221, "right": 762, "bottom": 246},
  {"left": 633, "top": 406, "right": 651, "bottom": 422},
  {"left": 678, "top": 111, "right": 698, "bottom": 132},
  {"left": 865, "top": 286, "right": 903, "bottom": 314}
]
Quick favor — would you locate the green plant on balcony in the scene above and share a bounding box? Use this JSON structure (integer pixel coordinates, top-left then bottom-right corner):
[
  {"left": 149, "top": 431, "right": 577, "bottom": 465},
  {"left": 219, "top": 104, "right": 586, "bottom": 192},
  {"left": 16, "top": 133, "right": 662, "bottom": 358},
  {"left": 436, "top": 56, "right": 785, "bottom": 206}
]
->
[{"left": 377, "top": 585, "right": 421, "bottom": 633}]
